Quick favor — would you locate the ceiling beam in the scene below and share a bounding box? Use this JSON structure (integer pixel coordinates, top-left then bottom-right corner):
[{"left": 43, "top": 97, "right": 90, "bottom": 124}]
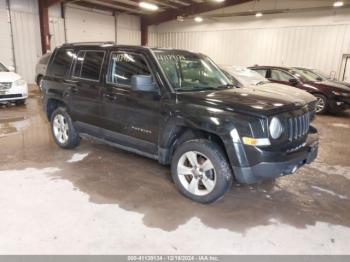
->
[{"left": 143, "top": 0, "right": 253, "bottom": 25}]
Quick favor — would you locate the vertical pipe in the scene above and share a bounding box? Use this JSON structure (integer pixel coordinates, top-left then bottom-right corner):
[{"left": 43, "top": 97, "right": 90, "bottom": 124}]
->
[
  {"left": 6, "top": 0, "right": 16, "bottom": 70},
  {"left": 141, "top": 17, "right": 148, "bottom": 46},
  {"left": 38, "top": 0, "right": 50, "bottom": 54}
]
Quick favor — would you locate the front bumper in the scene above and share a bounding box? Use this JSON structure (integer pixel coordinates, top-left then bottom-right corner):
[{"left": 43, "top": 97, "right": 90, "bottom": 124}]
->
[
  {"left": 329, "top": 96, "right": 350, "bottom": 112},
  {"left": 0, "top": 84, "right": 28, "bottom": 102},
  {"left": 232, "top": 131, "right": 319, "bottom": 184}
]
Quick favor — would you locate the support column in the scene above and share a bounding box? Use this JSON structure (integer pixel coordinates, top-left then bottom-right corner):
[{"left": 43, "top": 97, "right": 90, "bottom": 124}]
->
[
  {"left": 141, "top": 18, "right": 148, "bottom": 46},
  {"left": 38, "top": 0, "right": 50, "bottom": 54}
]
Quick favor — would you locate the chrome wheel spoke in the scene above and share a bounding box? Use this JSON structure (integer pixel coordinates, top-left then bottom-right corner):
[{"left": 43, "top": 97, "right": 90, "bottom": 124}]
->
[
  {"left": 200, "top": 159, "right": 214, "bottom": 172},
  {"left": 188, "top": 178, "right": 199, "bottom": 194},
  {"left": 177, "top": 164, "right": 193, "bottom": 176},
  {"left": 53, "top": 114, "right": 69, "bottom": 144},
  {"left": 202, "top": 178, "right": 215, "bottom": 192},
  {"left": 185, "top": 151, "right": 198, "bottom": 167}
]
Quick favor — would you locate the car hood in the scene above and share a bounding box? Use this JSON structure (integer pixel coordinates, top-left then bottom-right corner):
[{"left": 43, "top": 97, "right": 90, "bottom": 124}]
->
[
  {"left": 312, "top": 80, "right": 350, "bottom": 92},
  {"left": 249, "top": 82, "right": 317, "bottom": 104},
  {"left": 177, "top": 88, "right": 308, "bottom": 117},
  {"left": 0, "top": 72, "right": 21, "bottom": 82}
]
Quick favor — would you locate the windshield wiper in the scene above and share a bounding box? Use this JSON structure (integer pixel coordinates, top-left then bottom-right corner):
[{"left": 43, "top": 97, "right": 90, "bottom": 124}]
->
[{"left": 216, "top": 84, "right": 235, "bottom": 89}]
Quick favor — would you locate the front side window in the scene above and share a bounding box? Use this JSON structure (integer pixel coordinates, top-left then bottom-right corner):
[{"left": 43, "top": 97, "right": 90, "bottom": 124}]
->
[
  {"left": 73, "top": 50, "right": 105, "bottom": 81},
  {"left": 154, "top": 50, "right": 232, "bottom": 92},
  {"left": 47, "top": 49, "right": 74, "bottom": 77},
  {"left": 108, "top": 52, "right": 151, "bottom": 86},
  {"left": 253, "top": 69, "right": 268, "bottom": 78},
  {"left": 270, "top": 69, "right": 293, "bottom": 82}
]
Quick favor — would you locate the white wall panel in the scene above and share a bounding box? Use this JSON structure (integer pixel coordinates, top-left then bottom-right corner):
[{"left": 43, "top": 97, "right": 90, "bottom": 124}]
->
[
  {"left": 152, "top": 7, "right": 350, "bottom": 77},
  {"left": 0, "top": 0, "right": 14, "bottom": 67},
  {"left": 116, "top": 14, "right": 140, "bottom": 45},
  {"left": 9, "top": 0, "right": 42, "bottom": 83},
  {"left": 65, "top": 6, "right": 115, "bottom": 42},
  {"left": 49, "top": 3, "right": 65, "bottom": 49}
]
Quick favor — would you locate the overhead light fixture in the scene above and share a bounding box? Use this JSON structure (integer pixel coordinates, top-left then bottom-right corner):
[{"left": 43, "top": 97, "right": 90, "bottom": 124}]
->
[
  {"left": 214, "top": 0, "right": 225, "bottom": 2},
  {"left": 139, "top": 2, "right": 159, "bottom": 11},
  {"left": 194, "top": 16, "right": 203, "bottom": 22},
  {"left": 333, "top": 1, "right": 344, "bottom": 7},
  {"left": 255, "top": 12, "right": 263, "bottom": 17},
  {"left": 177, "top": 16, "right": 184, "bottom": 22}
]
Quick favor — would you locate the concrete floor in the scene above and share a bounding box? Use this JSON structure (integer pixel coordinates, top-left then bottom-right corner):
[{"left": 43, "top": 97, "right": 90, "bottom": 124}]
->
[{"left": 0, "top": 87, "right": 350, "bottom": 255}]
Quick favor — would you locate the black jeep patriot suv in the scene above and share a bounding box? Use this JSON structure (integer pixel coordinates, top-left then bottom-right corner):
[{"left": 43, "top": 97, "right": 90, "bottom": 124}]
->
[{"left": 42, "top": 43, "right": 319, "bottom": 203}]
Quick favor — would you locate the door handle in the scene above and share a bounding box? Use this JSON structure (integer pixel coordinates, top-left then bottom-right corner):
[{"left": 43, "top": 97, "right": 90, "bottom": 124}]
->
[
  {"left": 103, "top": 93, "right": 117, "bottom": 100},
  {"left": 69, "top": 86, "right": 79, "bottom": 93}
]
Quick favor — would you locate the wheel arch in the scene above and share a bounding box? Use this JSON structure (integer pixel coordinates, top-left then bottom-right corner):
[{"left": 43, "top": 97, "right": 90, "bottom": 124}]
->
[{"left": 46, "top": 98, "right": 66, "bottom": 121}]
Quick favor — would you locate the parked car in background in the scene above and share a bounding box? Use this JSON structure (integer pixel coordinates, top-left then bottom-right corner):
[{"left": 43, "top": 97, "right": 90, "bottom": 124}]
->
[
  {"left": 294, "top": 67, "right": 350, "bottom": 88},
  {"left": 222, "top": 66, "right": 317, "bottom": 118},
  {"left": 250, "top": 66, "right": 350, "bottom": 114},
  {"left": 35, "top": 52, "right": 51, "bottom": 92},
  {"left": 42, "top": 43, "right": 319, "bottom": 203},
  {"left": 0, "top": 62, "right": 28, "bottom": 105}
]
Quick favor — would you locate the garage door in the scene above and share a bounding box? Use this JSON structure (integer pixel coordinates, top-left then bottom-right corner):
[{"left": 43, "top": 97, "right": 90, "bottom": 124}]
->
[
  {"left": 65, "top": 6, "right": 115, "bottom": 43},
  {"left": 0, "top": 0, "right": 14, "bottom": 68}
]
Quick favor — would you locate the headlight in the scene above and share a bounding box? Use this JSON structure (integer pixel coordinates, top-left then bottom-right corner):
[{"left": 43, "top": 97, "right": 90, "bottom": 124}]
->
[
  {"left": 269, "top": 117, "right": 283, "bottom": 139},
  {"left": 332, "top": 91, "right": 349, "bottom": 97},
  {"left": 14, "top": 78, "right": 26, "bottom": 87}
]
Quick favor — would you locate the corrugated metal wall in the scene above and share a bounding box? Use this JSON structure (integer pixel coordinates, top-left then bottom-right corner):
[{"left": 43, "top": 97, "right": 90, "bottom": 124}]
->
[
  {"left": 0, "top": 0, "right": 14, "bottom": 68},
  {"left": 9, "top": 0, "right": 42, "bottom": 83},
  {"left": 154, "top": 24, "right": 350, "bottom": 76},
  {"left": 116, "top": 14, "right": 140, "bottom": 45},
  {"left": 151, "top": 4, "right": 350, "bottom": 77}
]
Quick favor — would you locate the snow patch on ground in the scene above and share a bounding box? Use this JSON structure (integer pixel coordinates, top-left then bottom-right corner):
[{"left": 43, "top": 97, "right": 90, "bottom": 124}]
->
[
  {"left": 311, "top": 185, "right": 348, "bottom": 200},
  {"left": 0, "top": 167, "right": 350, "bottom": 254},
  {"left": 67, "top": 153, "right": 89, "bottom": 163}
]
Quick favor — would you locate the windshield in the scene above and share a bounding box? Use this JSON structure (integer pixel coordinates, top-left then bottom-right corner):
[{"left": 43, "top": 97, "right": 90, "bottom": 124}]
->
[
  {"left": 312, "top": 69, "right": 330, "bottom": 80},
  {"left": 0, "top": 63, "right": 9, "bottom": 72},
  {"left": 153, "top": 50, "right": 232, "bottom": 92},
  {"left": 291, "top": 68, "right": 320, "bottom": 82},
  {"left": 224, "top": 66, "right": 269, "bottom": 86}
]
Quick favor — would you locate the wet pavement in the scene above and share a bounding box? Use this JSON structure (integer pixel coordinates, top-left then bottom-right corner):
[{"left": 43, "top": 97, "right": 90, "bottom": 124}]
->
[{"left": 0, "top": 87, "right": 350, "bottom": 254}]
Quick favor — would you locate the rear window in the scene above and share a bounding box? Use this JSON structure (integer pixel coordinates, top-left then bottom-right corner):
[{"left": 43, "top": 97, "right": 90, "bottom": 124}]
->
[
  {"left": 47, "top": 49, "right": 74, "bottom": 77},
  {"left": 72, "top": 50, "right": 105, "bottom": 81}
]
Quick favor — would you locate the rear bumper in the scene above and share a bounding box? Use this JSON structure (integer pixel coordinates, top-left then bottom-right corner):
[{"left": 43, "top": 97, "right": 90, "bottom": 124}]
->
[{"left": 232, "top": 131, "right": 319, "bottom": 184}]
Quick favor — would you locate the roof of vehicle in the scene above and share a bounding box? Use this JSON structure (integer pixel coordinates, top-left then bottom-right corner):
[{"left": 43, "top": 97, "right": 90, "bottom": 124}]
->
[
  {"left": 60, "top": 42, "right": 200, "bottom": 54},
  {"left": 249, "top": 65, "right": 295, "bottom": 71}
]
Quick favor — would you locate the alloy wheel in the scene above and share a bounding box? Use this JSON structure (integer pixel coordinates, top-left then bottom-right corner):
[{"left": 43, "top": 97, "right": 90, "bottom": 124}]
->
[
  {"left": 53, "top": 114, "right": 69, "bottom": 144},
  {"left": 315, "top": 97, "right": 326, "bottom": 113},
  {"left": 177, "top": 151, "right": 217, "bottom": 196}
]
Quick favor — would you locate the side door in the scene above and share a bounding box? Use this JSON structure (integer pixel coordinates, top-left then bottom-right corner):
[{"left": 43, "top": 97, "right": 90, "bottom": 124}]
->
[
  {"left": 100, "top": 50, "right": 160, "bottom": 156},
  {"left": 268, "top": 68, "right": 301, "bottom": 87},
  {"left": 68, "top": 50, "right": 106, "bottom": 137}
]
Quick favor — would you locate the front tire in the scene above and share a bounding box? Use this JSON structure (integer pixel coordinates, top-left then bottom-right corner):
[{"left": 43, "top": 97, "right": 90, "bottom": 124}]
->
[
  {"left": 314, "top": 94, "right": 328, "bottom": 114},
  {"left": 51, "top": 107, "right": 80, "bottom": 149},
  {"left": 171, "top": 139, "right": 233, "bottom": 204}
]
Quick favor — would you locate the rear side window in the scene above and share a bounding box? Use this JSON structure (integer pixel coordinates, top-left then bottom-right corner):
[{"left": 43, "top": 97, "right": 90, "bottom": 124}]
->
[
  {"left": 107, "top": 52, "right": 151, "bottom": 86},
  {"left": 39, "top": 53, "right": 51, "bottom": 65},
  {"left": 73, "top": 50, "right": 105, "bottom": 81},
  {"left": 47, "top": 49, "right": 74, "bottom": 77}
]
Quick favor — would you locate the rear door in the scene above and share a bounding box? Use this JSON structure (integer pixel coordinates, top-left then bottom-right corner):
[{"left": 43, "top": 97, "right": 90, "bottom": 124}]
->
[
  {"left": 68, "top": 49, "right": 106, "bottom": 137},
  {"left": 100, "top": 49, "right": 160, "bottom": 155}
]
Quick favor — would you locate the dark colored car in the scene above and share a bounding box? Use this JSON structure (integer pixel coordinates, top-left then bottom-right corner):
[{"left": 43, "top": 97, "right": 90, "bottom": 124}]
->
[
  {"left": 42, "top": 43, "right": 319, "bottom": 203},
  {"left": 294, "top": 67, "right": 350, "bottom": 89},
  {"left": 250, "top": 66, "right": 350, "bottom": 114}
]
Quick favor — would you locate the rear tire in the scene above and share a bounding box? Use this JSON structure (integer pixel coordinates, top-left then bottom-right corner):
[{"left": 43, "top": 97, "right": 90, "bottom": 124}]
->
[
  {"left": 51, "top": 107, "right": 80, "bottom": 149},
  {"left": 314, "top": 94, "right": 328, "bottom": 114},
  {"left": 171, "top": 139, "right": 233, "bottom": 204},
  {"left": 37, "top": 76, "right": 44, "bottom": 92}
]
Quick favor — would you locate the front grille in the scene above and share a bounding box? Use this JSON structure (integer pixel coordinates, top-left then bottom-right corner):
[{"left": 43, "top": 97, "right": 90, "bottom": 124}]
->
[
  {"left": 0, "top": 82, "right": 12, "bottom": 90},
  {"left": 287, "top": 112, "right": 310, "bottom": 141},
  {"left": 0, "top": 94, "right": 22, "bottom": 99}
]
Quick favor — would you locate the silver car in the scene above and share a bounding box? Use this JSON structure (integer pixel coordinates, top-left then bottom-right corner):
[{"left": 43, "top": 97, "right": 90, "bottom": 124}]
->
[{"left": 35, "top": 53, "right": 51, "bottom": 92}]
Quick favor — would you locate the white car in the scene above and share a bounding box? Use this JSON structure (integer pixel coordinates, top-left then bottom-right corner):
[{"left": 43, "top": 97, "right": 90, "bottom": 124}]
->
[{"left": 0, "top": 62, "right": 28, "bottom": 105}]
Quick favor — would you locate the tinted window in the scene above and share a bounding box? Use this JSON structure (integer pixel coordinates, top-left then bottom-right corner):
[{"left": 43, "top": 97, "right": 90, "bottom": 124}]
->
[
  {"left": 73, "top": 51, "right": 105, "bottom": 81},
  {"left": 271, "top": 69, "right": 293, "bottom": 82},
  {"left": 47, "top": 49, "right": 74, "bottom": 77},
  {"left": 0, "top": 63, "right": 9, "bottom": 72},
  {"left": 253, "top": 69, "right": 268, "bottom": 78},
  {"left": 108, "top": 52, "right": 151, "bottom": 86}
]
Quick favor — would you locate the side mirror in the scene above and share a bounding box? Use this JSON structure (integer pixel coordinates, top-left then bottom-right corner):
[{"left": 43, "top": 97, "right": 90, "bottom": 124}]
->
[
  {"left": 7, "top": 66, "right": 15, "bottom": 72},
  {"left": 131, "top": 75, "right": 157, "bottom": 92},
  {"left": 289, "top": 78, "right": 299, "bottom": 85}
]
